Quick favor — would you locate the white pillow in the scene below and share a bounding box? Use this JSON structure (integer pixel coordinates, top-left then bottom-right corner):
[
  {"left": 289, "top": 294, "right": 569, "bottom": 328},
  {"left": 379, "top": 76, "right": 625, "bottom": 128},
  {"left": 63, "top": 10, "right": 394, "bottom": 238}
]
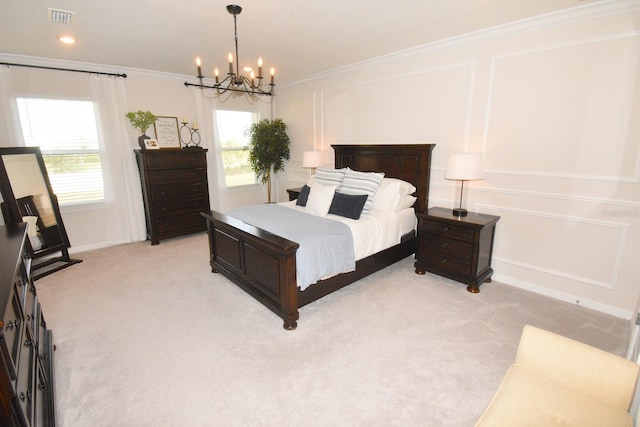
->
[
  {"left": 305, "top": 181, "right": 337, "bottom": 216},
  {"left": 396, "top": 195, "right": 417, "bottom": 210},
  {"left": 371, "top": 178, "right": 416, "bottom": 212},
  {"left": 339, "top": 169, "right": 384, "bottom": 213},
  {"left": 383, "top": 178, "right": 416, "bottom": 195}
]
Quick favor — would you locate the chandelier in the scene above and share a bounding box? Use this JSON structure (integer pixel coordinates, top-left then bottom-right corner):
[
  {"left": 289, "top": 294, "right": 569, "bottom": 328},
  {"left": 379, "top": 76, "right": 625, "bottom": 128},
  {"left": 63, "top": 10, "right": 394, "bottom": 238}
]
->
[{"left": 184, "top": 4, "right": 275, "bottom": 96}]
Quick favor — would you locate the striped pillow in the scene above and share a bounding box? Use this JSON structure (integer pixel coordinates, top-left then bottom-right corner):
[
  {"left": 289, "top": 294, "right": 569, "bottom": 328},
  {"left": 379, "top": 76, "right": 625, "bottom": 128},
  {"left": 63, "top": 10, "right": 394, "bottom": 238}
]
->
[
  {"left": 339, "top": 169, "right": 385, "bottom": 213},
  {"left": 313, "top": 167, "right": 346, "bottom": 187}
]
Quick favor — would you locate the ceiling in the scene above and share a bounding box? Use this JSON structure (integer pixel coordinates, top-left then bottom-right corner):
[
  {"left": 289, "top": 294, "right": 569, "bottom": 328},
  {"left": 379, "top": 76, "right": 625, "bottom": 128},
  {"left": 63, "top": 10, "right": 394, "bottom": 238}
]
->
[{"left": 1, "top": 0, "right": 596, "bottom": 84}]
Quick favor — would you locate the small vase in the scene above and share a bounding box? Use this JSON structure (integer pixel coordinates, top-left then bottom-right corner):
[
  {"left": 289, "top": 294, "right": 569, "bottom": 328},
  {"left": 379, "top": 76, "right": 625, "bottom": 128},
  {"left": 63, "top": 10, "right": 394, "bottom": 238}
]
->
[{"left": 138, "top": 133, "right": 150, "bottom": 149}]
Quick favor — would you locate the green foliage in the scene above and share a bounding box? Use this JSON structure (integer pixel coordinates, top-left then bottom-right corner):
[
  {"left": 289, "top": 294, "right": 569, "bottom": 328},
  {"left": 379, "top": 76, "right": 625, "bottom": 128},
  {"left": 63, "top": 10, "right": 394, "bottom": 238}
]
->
[
  {"left": 246, "top": 119, "right": 290, "bottom": 202},
  {"left": 125, "top": 110, "right": 157, "bottom": 133}
]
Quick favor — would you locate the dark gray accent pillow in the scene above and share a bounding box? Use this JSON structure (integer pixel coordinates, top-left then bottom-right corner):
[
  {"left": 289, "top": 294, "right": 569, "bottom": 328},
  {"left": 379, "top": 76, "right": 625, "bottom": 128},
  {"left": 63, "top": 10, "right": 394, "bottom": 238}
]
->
[
  {"left": 296, "top": 184, "right": 311, "bottom": 206},
  {"left": 328, "top": 191, "right": 368, "bottom": 220}
]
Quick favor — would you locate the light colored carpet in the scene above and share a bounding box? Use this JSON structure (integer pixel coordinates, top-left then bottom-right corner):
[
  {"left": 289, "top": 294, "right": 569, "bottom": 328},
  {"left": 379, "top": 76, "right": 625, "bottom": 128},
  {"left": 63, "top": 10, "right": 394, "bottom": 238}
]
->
[{"left": 36, "top": 232, "right": 628, "bottom": 427}]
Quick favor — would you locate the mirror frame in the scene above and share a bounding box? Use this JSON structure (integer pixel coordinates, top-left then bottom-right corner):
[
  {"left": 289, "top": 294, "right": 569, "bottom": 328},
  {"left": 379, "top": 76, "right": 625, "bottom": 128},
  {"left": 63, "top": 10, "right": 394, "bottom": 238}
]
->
[{"left": 0, "top": 146, "right": 82, "bottom": 279}]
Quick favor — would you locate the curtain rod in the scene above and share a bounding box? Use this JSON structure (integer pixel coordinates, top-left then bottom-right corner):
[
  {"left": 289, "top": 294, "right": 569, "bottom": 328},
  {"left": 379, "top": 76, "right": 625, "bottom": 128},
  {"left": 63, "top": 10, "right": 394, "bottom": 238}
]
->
[{"left": 0, "top": 62, "right": 127, "bottom": 78}]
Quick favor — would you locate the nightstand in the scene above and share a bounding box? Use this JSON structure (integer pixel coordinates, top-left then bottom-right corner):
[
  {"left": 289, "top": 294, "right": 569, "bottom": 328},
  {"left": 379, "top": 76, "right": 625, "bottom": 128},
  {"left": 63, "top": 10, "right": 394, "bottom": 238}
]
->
[
  {"left": 415, "top": 207, "right": 499, "bottom": 293},
  {"left": 286, "top": 187, "right": 302, "bottom": 201}
]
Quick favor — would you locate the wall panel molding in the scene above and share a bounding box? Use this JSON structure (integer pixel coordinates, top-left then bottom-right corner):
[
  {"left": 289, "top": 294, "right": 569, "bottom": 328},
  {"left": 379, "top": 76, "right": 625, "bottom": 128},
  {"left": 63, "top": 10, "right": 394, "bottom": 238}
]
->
[
  {"left": 482, "top": 32, "right": 640, "bottom": 182},
  {"left": 479, "top": 204, "right": 628, "bottom": 290}
]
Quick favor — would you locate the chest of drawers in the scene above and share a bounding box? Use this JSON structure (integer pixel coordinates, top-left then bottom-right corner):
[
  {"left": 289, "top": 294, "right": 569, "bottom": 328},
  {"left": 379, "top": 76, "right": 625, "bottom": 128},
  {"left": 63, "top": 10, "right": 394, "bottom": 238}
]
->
[
  {"left": 135, "top": 149, "right": 210, "bottom": 245},
  {"left": 1, "top": 223, "right": 56, "bottom": 426},
  {"left": 415, "top": 207, "right": 499, "bottom": 293}
]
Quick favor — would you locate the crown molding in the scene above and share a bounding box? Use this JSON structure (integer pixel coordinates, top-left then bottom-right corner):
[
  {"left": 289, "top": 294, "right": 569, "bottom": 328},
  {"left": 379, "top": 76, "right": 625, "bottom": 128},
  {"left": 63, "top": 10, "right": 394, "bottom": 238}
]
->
[{"left": 283, "top": 0, "right": 640, "bottom": 87}]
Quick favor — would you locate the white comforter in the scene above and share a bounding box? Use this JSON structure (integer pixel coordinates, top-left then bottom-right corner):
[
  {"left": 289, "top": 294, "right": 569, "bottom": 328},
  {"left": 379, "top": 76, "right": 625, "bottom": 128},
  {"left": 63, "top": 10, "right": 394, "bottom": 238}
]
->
[{"left": 280, "top": 200, "right": 416, "bottom": 261}]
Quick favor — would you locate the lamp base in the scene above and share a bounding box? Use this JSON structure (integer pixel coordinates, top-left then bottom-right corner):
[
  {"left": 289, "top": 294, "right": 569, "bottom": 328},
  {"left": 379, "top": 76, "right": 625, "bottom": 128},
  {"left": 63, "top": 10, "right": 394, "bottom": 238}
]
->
[{"left": 452, "top": 208, "right": 468, "bottom": 217}]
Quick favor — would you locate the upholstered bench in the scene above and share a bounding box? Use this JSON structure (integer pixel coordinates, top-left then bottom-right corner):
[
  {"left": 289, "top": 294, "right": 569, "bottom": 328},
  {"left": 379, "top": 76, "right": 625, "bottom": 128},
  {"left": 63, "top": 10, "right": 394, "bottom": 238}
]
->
[{"left": 476, "top": 325, "right": 640, "bottom": 427}]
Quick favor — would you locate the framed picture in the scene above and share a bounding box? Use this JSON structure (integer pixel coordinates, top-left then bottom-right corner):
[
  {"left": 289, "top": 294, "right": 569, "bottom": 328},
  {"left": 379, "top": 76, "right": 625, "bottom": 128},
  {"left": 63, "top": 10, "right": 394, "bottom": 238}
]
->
[
  {"left": 153, "top": 116, "right": 181, "bottom": 148},
  {"left": 144, "top": 138, "right": 160, "bottom": 149}
]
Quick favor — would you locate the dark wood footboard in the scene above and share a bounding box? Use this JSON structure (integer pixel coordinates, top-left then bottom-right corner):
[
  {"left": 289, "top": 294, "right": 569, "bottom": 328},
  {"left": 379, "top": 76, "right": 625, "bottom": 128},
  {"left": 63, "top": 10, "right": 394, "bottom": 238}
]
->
[{"left": 202, "top": 210, "right": 301, "bottom": 329}]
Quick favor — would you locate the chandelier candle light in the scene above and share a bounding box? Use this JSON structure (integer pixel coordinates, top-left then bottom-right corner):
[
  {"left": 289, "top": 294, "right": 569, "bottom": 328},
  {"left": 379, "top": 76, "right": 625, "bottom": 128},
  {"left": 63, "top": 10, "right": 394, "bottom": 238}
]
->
[
  {"left": 444, "top": 153, "right": 483, "bottom": 217},
  {"left": 185, "top": 4, "right": 275, "bottom": 96}
]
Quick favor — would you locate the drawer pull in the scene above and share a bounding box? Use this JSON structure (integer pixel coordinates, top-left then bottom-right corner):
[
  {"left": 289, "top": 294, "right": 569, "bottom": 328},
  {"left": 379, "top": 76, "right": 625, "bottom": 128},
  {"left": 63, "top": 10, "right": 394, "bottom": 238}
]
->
[
  {"left": 19, "top": 390, "right": 32, "bottom": 402},
  {"left": 443, "top": 227, "right": 449, "bottom": 232},
  {"left": 7, "top": 319, "right": 20, "bottom": 330},
  {"left": 441, "top": 259, "right": 448, "bottom": 264},
  {"left": 442, "top": 242, "right": 449, "bottom": 248}
]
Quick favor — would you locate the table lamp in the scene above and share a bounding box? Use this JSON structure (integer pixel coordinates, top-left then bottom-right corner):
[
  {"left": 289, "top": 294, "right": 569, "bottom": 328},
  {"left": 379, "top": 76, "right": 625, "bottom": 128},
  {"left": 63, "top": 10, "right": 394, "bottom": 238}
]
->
[
  {"left": 444, "top": 153, "right": 483, "bottom": 217},
  {"left": 303, "top": 151, "right": 322, "bottom": 175}
]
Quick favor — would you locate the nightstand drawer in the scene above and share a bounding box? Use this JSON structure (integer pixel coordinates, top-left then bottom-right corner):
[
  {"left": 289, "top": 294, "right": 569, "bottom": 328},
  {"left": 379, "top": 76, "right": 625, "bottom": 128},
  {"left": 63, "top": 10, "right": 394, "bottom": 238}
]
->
[
  {"left": 424, "top": 233, "right": 473, "bottom": 261},
  {"left": 423, "top": 251, "right": 471, "bottom": 275},
  {"left": 420, "top": 220, "right": 475, "bottom": 241}
]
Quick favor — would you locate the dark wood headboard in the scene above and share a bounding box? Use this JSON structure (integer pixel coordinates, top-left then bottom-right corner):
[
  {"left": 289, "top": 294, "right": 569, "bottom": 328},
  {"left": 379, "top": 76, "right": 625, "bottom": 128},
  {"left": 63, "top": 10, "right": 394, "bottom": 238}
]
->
[{"left": 332, "top": 144, "right": 435, "bottom": 214}]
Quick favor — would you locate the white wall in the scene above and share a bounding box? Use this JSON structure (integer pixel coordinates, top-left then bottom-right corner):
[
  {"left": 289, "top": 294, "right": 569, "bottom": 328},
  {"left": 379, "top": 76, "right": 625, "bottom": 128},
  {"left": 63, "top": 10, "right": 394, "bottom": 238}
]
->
[{"left": 272, "top": 2, "right": 640, "bottom": 319}]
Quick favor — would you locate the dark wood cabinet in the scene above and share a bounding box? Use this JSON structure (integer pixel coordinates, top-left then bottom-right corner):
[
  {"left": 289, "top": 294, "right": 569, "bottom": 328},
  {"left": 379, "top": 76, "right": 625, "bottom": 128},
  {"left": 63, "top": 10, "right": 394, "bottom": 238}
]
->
[
  {"left": 1, "top": 223, "right": 56, "bottom": 426},
  {"left": 135, "top": 149, "right": 210, "bottom": 245},
  {"left": 415, "top": 207, "right": 499, "bottom": 293}
]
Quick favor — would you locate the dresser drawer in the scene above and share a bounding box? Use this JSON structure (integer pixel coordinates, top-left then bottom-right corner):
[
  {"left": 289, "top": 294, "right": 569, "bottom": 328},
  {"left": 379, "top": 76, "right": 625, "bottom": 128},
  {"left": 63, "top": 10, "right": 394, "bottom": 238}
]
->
[
  {"left": 1, "top": 287, "right": 24, "bottom": 380},
  {"left": 149, "top": 168, "right": 207, "bottom": 185},
  {"left": 424, "top": 233, "right": 473, "bottom": 261},
  {"left": 420, "top": 220, "right": 475, "bottom": 241},
  {"left": 16, "top": 327, "right": 36, "bottom": 425},
  {"left": 150, "top": 182, "right": 208, "bottom": 201},
  {"left": 24, "top": 283, "right": 38, "bottom": 333},
  {"left": 153, "top": 197, "right": 209, "bottom": 216},
  {"left": 146, "top": 152, "right": 206, "bottom": 169},
  {"left": 34, "top": 360, "right": 50, "bottom": 427},
  {"left": 156, "top": 212, "right": 206, "bottom": 234}
]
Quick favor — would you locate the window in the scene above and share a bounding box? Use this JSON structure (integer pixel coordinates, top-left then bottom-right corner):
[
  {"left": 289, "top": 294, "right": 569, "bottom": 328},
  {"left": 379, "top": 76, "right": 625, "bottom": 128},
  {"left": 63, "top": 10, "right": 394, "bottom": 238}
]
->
[
  {"left": 216, "top": 110, "right": 258, "bottom": 187},
  {"left": 16, "top": 98, "right": 104, "bottom": 205}
]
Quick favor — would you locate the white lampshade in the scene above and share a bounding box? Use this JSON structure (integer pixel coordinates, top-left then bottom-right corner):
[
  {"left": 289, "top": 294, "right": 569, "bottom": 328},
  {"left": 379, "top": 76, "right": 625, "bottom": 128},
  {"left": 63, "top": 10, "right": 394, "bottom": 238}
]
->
[
  {"left": 445, "top": 153, "right": 483, "bottom": 181},
  {"left": 303, "top": 151, "right": 322, "bottom": 168}
]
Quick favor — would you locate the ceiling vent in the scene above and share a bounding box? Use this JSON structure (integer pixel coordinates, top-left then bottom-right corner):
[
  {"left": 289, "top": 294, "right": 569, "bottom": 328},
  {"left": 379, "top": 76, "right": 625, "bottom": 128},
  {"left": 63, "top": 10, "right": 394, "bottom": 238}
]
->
[{"left": 47, "top": 8, "right": 74, "bottom": 24}]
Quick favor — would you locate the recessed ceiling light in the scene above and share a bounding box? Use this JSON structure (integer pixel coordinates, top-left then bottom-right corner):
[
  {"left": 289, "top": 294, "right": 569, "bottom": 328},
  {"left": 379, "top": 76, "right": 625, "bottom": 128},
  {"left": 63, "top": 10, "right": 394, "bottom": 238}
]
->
[{"left": 58, "top": 35, "right": 76, "bottom": 44}]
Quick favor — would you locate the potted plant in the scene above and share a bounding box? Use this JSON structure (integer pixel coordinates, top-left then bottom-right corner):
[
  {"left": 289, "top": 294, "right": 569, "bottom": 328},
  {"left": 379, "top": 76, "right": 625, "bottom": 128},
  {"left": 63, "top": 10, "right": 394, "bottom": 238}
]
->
[
  {"left": 247, "top": 118, "right": 291, "bottom": 203},
  {"left": 126, "top": 110, "right": 157, "bottom": 148}
]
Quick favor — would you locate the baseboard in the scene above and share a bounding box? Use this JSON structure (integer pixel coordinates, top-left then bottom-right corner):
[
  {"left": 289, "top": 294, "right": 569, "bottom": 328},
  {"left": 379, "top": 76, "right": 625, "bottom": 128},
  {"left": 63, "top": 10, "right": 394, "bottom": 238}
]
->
[{"left": 493, "top": 273, "right": 633, "bottom": 320}]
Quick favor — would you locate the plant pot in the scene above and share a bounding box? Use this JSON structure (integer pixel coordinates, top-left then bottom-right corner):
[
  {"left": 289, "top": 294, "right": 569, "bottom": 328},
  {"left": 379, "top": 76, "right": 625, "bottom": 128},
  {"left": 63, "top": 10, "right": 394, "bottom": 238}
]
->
[{"left": 138, "top": 134, "right": 150, "bottom": 149}]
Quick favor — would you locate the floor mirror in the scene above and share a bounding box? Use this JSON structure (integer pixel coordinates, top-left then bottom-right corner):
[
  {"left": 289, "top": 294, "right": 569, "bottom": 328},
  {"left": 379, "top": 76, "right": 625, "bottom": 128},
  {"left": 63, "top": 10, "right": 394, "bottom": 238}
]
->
[{"left": 0, "top": 147, "right": 82, "bottom": 279}]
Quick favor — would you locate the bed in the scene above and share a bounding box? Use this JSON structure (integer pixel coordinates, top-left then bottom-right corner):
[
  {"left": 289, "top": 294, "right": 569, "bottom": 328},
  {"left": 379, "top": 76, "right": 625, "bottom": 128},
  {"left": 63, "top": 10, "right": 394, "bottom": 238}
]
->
[{"left": 202, "top": 144, "right": 435, "bottom": 329}]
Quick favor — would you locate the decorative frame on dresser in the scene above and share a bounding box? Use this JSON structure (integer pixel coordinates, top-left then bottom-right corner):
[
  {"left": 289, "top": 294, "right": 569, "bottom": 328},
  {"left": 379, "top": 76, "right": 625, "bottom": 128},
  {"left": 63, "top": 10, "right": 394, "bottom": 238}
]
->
[
  {"left": 0, "top": 223, "right": 57, "bottom": 426},
  {"left": 135, "top": 148, "right": 210, "bottom": 245}
]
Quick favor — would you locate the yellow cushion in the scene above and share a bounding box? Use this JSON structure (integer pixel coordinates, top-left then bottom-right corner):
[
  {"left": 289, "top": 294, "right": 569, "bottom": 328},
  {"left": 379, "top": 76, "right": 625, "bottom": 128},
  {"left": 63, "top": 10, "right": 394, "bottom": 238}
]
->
[
  {"left": 515, "top": 325, "right": 640, "bottom": 411},
  {"left": 475, "top": 365, "right": 633, "bottom": 427}
]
